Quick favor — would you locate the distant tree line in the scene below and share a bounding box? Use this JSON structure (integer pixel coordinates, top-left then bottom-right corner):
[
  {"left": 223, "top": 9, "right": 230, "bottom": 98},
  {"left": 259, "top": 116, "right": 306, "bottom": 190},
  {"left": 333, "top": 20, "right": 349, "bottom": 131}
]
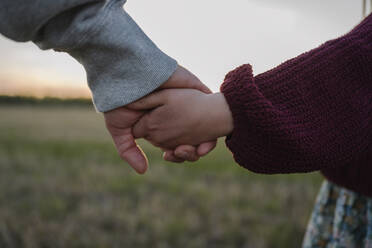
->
[{"left": 0, "top": 95, "right": 93, "bottom": 107}]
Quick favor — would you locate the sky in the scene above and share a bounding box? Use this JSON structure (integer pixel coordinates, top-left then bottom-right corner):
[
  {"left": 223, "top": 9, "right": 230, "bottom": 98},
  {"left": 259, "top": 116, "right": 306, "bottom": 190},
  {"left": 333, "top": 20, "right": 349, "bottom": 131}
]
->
[{"left": 0, "top": 0, "right": 367, "bottom": 98}]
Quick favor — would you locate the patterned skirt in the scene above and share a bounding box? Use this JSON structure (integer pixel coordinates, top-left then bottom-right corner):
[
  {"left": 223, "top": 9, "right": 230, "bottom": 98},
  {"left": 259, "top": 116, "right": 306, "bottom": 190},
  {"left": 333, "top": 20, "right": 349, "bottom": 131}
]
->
[{"left": 302, "top": 180, "right": 372, "bottom": 248}]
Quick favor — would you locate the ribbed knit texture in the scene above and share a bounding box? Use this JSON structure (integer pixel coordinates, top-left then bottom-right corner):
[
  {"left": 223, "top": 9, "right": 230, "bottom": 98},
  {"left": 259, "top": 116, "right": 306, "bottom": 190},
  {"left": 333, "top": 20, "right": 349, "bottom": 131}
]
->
[
  {"left": 220, "top": 14, "right": 372, "bottom": 197},
  {"left": 0, "top": 0, "right": 178, "bottom": 112}
]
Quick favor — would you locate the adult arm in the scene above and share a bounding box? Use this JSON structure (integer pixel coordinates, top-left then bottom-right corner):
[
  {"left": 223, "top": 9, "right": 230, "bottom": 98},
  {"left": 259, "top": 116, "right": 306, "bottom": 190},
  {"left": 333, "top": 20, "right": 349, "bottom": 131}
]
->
[
  {"left": 0, "top": 0, "right": 177, "bottom": 112},
  {"left": 221, "top": 14, "right": 372, "bottom": 174}
]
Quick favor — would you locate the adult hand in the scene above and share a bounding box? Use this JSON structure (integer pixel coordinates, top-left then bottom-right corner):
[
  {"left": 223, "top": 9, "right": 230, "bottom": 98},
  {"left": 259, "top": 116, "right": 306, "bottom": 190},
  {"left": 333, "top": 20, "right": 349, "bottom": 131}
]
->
[{"left": 104, "top": 65, "right": 216, "bottom": 174}]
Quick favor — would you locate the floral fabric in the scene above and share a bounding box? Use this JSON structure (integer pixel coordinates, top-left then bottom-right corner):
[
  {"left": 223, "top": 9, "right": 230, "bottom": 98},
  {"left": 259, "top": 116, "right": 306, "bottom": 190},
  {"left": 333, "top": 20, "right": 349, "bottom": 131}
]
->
[{"left": 303, "top": 180, "right": 372, "bottom": 248}]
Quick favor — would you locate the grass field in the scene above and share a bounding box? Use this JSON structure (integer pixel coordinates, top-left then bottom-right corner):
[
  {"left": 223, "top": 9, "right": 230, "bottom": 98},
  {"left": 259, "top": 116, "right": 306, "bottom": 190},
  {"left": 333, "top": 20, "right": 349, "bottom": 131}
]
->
[{"left": 0, "top": 105, "right": 323, "bottom": 248}]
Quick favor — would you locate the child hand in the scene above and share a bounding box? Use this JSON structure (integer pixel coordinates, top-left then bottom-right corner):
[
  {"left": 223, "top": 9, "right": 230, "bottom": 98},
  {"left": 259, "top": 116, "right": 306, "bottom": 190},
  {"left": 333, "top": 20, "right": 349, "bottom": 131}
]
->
[{"left": 128, "top": 89, "right": 233, "bottom": 149}]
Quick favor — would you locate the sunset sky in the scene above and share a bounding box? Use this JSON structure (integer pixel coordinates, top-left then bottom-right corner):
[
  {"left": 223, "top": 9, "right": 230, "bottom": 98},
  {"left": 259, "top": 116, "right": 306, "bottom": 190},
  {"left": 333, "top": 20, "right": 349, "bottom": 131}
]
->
[{"left": 0, "top": 0, "right": 366, "bottom": 98}]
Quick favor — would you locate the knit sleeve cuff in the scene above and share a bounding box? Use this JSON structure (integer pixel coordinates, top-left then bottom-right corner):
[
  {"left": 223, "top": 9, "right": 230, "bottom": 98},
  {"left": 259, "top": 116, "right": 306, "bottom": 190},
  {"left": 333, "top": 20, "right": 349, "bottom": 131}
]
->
[
  {"left": 35, "top": 0, "right": 178, "bottom": 112},
  {"left": 220, "top": 64, "right": 274, "bottom": 173},
  {"left": 220, "top": 64, "right": 318, "bottom": 174},
  {"left": 70, "top": 4, "right": 178, "bottom": 112}
]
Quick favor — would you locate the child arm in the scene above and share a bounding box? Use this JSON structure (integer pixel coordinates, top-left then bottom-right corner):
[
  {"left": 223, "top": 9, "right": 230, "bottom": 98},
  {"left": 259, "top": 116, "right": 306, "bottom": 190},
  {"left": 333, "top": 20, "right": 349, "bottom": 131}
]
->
[{"left": 221, "top": 14, "right": 372, "bottom": 173}]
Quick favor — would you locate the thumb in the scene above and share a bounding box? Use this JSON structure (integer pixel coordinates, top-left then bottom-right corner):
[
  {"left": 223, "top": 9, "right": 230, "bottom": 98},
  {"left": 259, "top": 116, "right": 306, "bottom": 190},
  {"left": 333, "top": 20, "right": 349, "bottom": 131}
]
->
[{"left": 111, "top": 128, "right": 148, "bottom": 174}]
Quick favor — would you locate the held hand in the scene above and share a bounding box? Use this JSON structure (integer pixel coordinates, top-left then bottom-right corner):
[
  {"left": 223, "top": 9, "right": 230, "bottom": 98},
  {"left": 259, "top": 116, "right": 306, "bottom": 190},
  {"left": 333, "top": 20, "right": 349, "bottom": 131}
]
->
[
  {"left": 158, "top": 65, "right": 217, "bottom": 162},
  {"left": 128, "top": 89, "right": 233, "bottom": 150}
]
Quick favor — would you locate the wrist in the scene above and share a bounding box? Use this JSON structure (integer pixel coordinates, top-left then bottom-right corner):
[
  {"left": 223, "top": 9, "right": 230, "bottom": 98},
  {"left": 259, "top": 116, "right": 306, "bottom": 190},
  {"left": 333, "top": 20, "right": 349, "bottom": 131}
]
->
[{"left": 207, "top": 93, "right": 234, "bottom": 138}]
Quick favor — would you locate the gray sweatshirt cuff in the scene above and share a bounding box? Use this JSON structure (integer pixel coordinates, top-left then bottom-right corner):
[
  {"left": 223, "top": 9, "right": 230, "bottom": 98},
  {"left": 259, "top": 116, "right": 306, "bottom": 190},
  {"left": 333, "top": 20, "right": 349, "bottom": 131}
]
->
[
  {"left": 73, "top": 4, "right": 178, "bottom": 112},
  {"left": 35, "top": 1, "right": 177, "bottom": 112}
]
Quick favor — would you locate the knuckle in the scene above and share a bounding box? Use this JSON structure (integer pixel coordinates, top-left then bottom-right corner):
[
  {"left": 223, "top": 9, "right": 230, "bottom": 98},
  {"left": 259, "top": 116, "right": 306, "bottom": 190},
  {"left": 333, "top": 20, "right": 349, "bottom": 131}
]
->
[
  {"left": 145, "top": 115, "right": 160, "bottom": 132},
  {"left": 146, "top": 133, "right": 162, "bottom": 147}
]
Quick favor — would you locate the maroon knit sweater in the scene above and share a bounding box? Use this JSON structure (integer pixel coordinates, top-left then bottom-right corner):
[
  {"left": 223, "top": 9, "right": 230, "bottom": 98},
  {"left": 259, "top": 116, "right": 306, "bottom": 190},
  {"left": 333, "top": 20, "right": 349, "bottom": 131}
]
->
[{"left": 220, "top": 14, "right": 372, "bottom": 197}]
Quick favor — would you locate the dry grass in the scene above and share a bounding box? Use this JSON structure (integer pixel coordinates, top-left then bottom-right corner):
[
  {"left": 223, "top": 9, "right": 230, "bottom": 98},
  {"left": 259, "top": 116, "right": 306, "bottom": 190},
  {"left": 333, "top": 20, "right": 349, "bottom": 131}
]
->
[{"left": 0, "top": 105, "right": 323, "bottom": 248}]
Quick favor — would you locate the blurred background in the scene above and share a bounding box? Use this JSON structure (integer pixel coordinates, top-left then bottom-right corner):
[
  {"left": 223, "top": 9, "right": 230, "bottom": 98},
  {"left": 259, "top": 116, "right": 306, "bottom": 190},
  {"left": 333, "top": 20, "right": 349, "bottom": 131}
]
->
[{"left": 0, "top": 0, "right": 368, "bottom": 247}]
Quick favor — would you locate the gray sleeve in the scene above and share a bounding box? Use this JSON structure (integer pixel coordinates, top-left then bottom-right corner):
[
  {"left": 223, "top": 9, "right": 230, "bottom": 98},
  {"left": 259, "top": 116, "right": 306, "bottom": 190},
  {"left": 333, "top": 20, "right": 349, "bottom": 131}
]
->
[{"left": 0, "top": 0, "right": 178, "bottom": 112}]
